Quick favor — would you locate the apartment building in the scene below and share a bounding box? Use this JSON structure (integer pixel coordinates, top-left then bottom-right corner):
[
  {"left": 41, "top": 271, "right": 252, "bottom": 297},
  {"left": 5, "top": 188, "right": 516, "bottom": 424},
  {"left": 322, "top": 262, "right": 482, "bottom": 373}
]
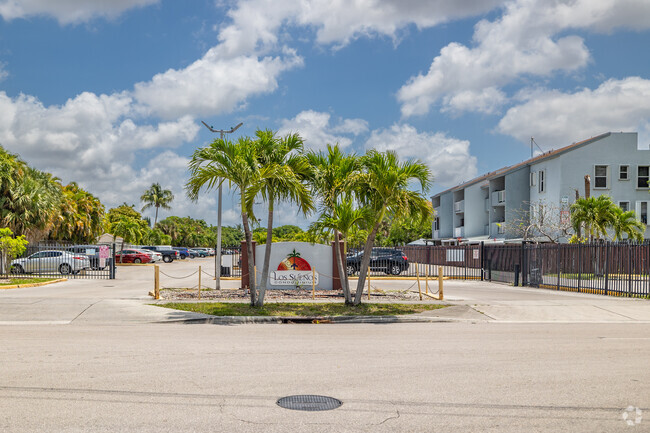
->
[{"left": 431, "top": 132, "right": 650, "bottom": 242}]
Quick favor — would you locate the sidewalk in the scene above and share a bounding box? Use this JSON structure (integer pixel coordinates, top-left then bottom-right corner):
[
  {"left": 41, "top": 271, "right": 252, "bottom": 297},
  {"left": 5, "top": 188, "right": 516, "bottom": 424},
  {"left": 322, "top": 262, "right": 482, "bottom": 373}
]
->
[{"left": 1, "top": 265, "right": 650, "bottom": 325}]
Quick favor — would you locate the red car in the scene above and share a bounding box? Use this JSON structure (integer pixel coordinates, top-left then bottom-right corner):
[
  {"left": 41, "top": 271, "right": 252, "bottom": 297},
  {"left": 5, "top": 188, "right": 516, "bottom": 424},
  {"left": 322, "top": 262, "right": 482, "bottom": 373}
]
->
[{"left": 115, "top": 249, "right": 153, "bottom": 264}]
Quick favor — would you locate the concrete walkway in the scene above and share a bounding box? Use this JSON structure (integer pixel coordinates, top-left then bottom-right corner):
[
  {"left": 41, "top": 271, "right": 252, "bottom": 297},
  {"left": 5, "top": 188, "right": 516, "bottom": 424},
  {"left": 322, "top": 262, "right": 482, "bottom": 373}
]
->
[{"left": 1, "top": 257, "right": 650, "bottom": 324}]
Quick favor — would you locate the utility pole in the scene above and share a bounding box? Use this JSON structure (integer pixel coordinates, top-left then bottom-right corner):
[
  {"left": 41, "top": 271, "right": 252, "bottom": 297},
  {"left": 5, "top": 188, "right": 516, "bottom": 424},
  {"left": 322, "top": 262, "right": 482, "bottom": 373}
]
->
[{"left": 201, "top": 121, "right": 243, "bottom": 289}]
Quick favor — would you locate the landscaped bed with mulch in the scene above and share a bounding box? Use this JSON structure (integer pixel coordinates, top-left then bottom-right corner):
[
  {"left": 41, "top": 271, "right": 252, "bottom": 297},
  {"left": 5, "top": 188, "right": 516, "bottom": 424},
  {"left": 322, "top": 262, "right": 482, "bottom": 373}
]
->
[
  {"left": 156, "top": 301, "right": 447, "bottom": 317},
  {"left": 159, "top": 284, "right": 440, "bottom": 303}
]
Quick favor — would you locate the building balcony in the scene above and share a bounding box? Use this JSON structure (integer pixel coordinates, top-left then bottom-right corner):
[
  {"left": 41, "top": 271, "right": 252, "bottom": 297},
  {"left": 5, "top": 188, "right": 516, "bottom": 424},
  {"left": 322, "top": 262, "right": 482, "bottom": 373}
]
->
[
  {"left": 454, "top": 200, "right": 465, "bottom": 213},
  {"left": 433, "top": 229, "right": 440, "bottom": 239},
  {"left": 454, "top": 226, "right": 464, "bottom": 238},
  {"left": 491, "top": 190, "right": 506, "bottom": 206},
  {"left": 491, "top": 222, "right": 505, "bottom": 236}
]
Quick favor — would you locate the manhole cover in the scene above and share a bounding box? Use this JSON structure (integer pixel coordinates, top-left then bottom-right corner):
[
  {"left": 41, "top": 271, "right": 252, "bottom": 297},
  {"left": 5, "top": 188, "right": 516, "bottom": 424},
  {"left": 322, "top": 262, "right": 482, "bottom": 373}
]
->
[{"left": 277, "top": 395, "right": 342, "bottom": 411}]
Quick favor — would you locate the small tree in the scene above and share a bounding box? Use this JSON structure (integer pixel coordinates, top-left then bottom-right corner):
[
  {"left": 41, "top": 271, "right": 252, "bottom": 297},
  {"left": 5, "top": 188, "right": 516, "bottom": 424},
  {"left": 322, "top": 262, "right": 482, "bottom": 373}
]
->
[
  {"left": 0, "top": 228, "right": 28, "bottom": 276},
  {"left": 505, "top": 200, "right": 573, "bottom": 243}
]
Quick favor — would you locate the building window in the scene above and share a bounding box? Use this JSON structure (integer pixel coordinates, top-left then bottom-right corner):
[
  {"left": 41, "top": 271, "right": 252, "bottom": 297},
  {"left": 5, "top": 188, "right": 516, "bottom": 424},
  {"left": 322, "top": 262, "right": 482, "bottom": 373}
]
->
[
  {"left": 530, "top": 172, "right": 537, "bottom": 187},
  {"left": 638, "top": 166, "right": 649, "bottom": 189},
  {"left": 538, "top": 170, "right": 545, "bottom": 193},
  {"left": 594, "top": 165, "right": 608, "bottom": 188},
  {"left": 619, "top": 201, "right": 629, "bottom": 212},
  {"left": 619, "top": 165, "right": 629, "bottom": 180},
  {"left": 433, "top": 217, "right": 439, "bottom": 231},
  {"left": 639, "top": 202, "right": 648, "bottom": 225}
]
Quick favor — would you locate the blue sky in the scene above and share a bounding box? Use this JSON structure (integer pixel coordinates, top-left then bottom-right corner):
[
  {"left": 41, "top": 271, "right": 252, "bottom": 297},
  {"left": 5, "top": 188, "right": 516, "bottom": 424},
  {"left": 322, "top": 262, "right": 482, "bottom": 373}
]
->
[{"left": 1, "top": 0, "right": 650, "bottom": 228}]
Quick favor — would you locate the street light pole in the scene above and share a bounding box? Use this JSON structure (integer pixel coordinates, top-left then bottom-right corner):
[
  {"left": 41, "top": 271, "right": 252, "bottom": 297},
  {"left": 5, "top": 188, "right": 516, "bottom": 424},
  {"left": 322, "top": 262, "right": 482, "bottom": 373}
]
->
[{"left": 201, "top": 121, "right": 243, "bottom": 290}]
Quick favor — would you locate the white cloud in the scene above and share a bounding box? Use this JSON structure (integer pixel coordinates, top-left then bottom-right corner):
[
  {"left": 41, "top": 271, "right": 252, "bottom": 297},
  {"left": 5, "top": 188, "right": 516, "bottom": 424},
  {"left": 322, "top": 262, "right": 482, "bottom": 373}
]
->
[
  {"left": 277, "top": 110, "right": 368, "bottom": 150},
  {"left": 365, "top": 124, "right": 477, "bottom": 187},
  {"left": 497, "top": 77, "right": 650, "bottom": 148},
  {"left": 215, "top": 0, "right": 503, "bottom": 57},
  {"left": 397, "top": 0, "right": 650, "bottom": 117},
  {"left": 133, "top": 49, "right": 303, "bottom": 119},
  {"left": 0, "top": 0, "right": 158, "bottom": 24},
  {"left": 0, "top": 91, "right": 200, "bottom": 214}
]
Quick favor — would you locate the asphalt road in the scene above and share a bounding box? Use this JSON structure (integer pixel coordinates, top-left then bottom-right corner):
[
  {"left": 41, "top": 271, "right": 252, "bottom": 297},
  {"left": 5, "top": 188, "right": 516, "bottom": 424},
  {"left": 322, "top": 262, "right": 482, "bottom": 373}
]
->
[
  {"left": 2, "top": 322, "right": 649, "bottom": 432},
  {"left": 1, "top": 257, "right": 650, "bottom": 432}
]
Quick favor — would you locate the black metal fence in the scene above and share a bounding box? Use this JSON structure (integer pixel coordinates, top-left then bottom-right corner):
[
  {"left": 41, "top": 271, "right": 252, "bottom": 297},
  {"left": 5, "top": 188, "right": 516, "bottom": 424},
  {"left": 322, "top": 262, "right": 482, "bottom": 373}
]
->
[
  {"left": 348, "top": 242, "right": 650, "bottom": 298},
  {"left": 220, "top": 247, "right": 241, "bottom": 277},
  {"left": 3, "top": 242, "right": 116, "bottom": 279}
]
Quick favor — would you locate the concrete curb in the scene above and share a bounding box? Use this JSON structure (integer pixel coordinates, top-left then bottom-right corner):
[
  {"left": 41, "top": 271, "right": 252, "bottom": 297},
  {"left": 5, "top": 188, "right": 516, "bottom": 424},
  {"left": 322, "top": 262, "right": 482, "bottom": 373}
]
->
[
  {"left": 0, "top": 278, "right": 68, "bottom": 290},
  {"left": 155, "top": 314, "right": 461, "bottom": 325}
]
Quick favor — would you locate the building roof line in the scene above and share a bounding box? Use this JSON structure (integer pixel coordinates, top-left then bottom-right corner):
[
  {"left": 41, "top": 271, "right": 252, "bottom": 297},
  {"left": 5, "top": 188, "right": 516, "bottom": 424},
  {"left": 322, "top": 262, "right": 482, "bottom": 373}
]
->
[{"left": 432, "top": 132, "right": 613, "bottom": 199}]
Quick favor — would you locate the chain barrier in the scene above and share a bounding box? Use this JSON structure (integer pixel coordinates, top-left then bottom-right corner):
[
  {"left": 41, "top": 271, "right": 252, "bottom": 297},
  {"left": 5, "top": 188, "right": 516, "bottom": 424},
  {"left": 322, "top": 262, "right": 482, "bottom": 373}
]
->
[{"left": 158, "top": 269, "right": 199, "bottom": 279}]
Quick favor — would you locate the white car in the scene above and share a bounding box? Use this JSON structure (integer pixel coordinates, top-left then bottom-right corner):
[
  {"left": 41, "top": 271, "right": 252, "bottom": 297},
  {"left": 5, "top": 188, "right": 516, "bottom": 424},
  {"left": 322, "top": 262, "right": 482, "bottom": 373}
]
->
[
  {"left": 134, "top": 248, "right": 162, "bottom": 262},
  {"left": 11, "top": 250, "right": 90, "bottom": 275}
]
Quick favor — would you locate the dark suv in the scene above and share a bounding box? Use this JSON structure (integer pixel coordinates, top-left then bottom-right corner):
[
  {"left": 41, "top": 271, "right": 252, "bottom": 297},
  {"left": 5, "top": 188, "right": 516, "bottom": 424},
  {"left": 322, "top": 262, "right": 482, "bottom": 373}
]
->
[{"left": 346, "top": 248, "right": 409, "bottom": 275}]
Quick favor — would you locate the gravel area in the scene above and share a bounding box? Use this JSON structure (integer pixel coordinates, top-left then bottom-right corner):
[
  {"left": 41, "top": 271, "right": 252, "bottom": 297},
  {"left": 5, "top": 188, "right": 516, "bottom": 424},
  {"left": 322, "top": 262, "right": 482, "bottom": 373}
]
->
[{"left": 159, "top": 285, "right": 440, "bottom": 302}]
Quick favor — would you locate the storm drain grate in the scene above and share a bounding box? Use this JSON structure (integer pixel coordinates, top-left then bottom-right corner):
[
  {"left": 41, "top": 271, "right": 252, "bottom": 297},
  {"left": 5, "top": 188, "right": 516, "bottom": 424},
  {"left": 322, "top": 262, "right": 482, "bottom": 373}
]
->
[{"left": 277, "top": 395, "right": 342, "bottom": 411}]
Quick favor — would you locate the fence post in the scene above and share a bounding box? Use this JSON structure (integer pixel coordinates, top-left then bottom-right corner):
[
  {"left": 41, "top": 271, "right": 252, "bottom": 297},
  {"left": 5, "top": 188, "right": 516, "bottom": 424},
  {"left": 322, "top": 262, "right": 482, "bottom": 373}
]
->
[
  {"left": 604, "top": 243, "right": 609, "bottom": 296},
  {"left": 198, "top": 265, "right": 202, "bottom": 300},
  {"left": 577, "top": 243, "right": 582, "bottom": 293},
  {"left": 555, "top": 242, "right": 562, "bottom": 290},
  {"left": 110, "top": 243, "right": 116, "bottom": 279},
  {"left": 479, "top": 241, "right": 485, "bottom": 281},
  {"left": 628, "top": 246, "right": 633, "bottom": 297},
  {"left": 438, "top": 266, "right": 444, "bottom": 300},
  {"left": 514, "top": 264, "right": 520, "bottom": 287},
  {"left": 154, "top": 265, "right": 160, "bottom": 300}
]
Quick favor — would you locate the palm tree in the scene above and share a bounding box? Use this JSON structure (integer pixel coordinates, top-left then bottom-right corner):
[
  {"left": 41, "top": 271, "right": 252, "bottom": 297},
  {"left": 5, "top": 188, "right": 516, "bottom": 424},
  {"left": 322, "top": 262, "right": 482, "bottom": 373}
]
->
[
  {"left": 310, "top": 199, "right": 368, "bottom": 304},
  {"left": 187, "top": 136, "right": 260, "bottom": 306},
  {"left": 140, "top": 183, "right": 174, "bottom": 227},
  {"left": 246, "top": 130, "right": 314, "bottom": 306},
  {"left": 351, "top": 150, "right": 432, "bottom": 305},
  {"left": 570, "top": 195, "right": 615, "bottom": 242},
  {"left": 610, "top": 206, "right": 645, "bottom": 241},
  {"left": 306, "top": 144, "right": 360, "bottom": 304},
  {"left": 111, "top": 216, "right": 145, "bottom": 261}
]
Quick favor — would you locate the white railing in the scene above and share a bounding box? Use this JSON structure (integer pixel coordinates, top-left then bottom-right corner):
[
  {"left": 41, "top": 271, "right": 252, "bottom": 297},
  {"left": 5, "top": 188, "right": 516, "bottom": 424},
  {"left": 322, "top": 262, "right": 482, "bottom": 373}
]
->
[{"left": 454, "top": 227, "right": 464, "bottom": 238}]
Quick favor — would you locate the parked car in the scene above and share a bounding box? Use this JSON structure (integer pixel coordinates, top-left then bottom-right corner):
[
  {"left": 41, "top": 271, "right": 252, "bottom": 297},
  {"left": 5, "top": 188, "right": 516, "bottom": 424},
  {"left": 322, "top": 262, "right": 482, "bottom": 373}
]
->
[
  {"left": 346, "top": 248, "right": 409, "bottom": 276},
  {"left": 141, "top": 246, "right": 179, "bottom": 263},
  {"left": 189, "top": 248, "right": 207, "bottom": 258},
  {"left": 114, "top": 249, "right": 152, "bottom": 264},
  {"left": 65, "top": 245, "right": 113, "bottom": 270},
  {"left": 172, "top": 247, "right": 191, "bottom": 259},
  {"left": 133, "top": 248, "right": 162, "bottom": 262},
  {"left": 11, "top": 250, "right": 91, "bottom": 275},
  {"left": 192, "top": 247, "right": 214, "bottom": 256}
]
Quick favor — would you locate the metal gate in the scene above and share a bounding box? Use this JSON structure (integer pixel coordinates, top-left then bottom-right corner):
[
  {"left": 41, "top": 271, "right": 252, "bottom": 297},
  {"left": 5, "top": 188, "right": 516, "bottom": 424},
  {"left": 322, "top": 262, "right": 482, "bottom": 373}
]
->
[{"left": 5, "top": 242, "right": 116, "bottom": 280}]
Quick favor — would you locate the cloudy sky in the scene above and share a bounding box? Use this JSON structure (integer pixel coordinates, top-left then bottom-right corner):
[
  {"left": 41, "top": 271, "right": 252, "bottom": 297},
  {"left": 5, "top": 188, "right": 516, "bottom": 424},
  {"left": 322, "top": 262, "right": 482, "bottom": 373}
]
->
[{"left": 2, "top": 0, "right": 650, "bottom": 228}]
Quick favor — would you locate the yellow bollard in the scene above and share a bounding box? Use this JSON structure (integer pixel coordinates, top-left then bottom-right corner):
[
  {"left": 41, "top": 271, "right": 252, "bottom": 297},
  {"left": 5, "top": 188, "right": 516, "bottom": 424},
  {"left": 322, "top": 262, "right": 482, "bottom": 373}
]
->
[
  {"left": 198, "top": 265, "right": 202, "bottom": 300},
  {"left": 438, "top": 266, "right": 444, "bottom": 301},
  {"left": 154, "top": 265, "right": 160, "bottom": 300},
  {"left": 425, "top": 264, "right": 429, "bottom": 295},
  {"left": 416, "top": 263, "right": 422, "bottom": 300},
  {"left": 312, "top": 268, "right": 316, "bottom": 300}
]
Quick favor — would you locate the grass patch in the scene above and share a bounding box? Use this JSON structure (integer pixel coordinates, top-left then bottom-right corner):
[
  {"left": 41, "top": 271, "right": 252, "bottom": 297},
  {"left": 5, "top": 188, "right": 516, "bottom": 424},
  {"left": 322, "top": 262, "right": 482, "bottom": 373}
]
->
[
  {"left": 0, "top": 277, "right": 56, "bottom": 286},
  {"left": 156, "top": 302, "right": 447, "bottom": 317}
]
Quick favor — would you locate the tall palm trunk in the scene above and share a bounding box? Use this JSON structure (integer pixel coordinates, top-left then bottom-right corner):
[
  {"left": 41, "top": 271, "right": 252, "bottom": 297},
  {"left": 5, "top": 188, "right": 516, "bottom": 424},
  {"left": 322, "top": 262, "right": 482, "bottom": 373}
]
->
[
  {"left": 154, "top": 206, "right": 159, "bottom": 227},
  {"left": 333, "top": 229, "right": 352, "bottom": 304},
  {"left": 256, "top": 198, "right": 274, "bottom": 306},
  {"left": 354, "top": 220, "right": 382, "bottom": 305},
  {"left": 241, "top": 191, "right": 256, "bottom": 306}
]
